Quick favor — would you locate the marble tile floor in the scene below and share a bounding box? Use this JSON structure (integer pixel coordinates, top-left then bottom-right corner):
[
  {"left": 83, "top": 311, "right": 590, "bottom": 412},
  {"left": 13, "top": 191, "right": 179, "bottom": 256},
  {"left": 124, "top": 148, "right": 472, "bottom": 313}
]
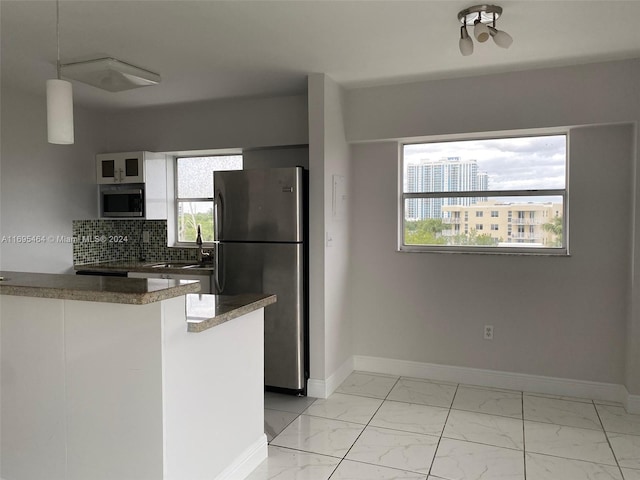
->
[{"left": 249, "top": 371, "right": 640, "bottom": 480}]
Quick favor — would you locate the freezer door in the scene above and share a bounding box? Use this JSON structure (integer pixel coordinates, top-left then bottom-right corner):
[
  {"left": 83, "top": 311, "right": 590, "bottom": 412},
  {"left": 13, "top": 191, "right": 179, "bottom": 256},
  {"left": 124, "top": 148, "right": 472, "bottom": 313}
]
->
[
  {"left": 214, "top": 242, "right": 306, "bottom": 391},
  {"left": 214, "top": 167, "right": 304, "bottom": 242}
]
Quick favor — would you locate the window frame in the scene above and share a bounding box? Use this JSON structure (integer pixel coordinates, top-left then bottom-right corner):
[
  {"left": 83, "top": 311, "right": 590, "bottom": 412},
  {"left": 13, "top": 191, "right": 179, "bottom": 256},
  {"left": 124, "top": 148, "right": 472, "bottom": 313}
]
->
[
  {"left": 174, "top": 154, "right": 243, "bottom": 246},
  {"left": 399, "top": 132, "right": 569, "bottom": 256}
]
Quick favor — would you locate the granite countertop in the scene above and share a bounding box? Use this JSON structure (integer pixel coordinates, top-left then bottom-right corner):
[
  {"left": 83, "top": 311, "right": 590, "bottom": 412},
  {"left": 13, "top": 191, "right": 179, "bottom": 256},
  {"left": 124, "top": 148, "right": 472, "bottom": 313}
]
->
[
  {"left": 0, "top": 271, "right": 201, "bottom": 305},
  {"left": 186, "top": 293, "right": 277, "bottom": 333},
  {"left": 75, "top": 260, "right": 214, "bottom": 275}
]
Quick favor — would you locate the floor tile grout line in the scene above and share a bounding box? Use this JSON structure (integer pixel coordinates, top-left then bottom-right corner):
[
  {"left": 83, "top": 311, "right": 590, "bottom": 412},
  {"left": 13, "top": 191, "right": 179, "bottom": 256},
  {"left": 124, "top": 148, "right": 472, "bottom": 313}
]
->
[
  {"left": 524, "top": 449, "right": 629, "bottom": 470},
  {"left": 438, "top": 434, "right": 525, "bottom": 453},
  {"left": 298, "top": 411, "right": 377, "bottom": 426},
  {"left": 523, "top": 416, "right": 617, "bottom": 433},
  {"left": 361, "top": 423, "right": 442, "bottom": 439},
  {"left": 427, "top": 383, "right": 459, "bottom": 479},
  {"left": 524, "top": 392, "right": 602, "bottom": 405},
  {"left": 265, "top": 410, "right": 304, "bottom": 444},
  {"left": 263, "top": 395, "right": 317, "bottom": 416},
  {"left": 329, "top": 457, "right": 431, "bottom": 477},
  {"left": 267, "top": 444, "right": 344, "bottom": 460},
  {"left": 456, "top": 383, "right": 524, "bottom": 395},
  {"left": 266, "top": 379, "right": 636, "bottom": 479},
  {"left": 328, "top": 376, "right": 402, "bottom": 479},
  {"left": 594, "top": 399, "right": 626, "bottom": 479},
  {"left": 332, "top": 391, "right": 390, "bottom": 401},
  {"left": 266, "top": 397, "right": 317, "bottom": 445},
  {"left": 448, "top": 405, "right": 527, "bottom": 421}
]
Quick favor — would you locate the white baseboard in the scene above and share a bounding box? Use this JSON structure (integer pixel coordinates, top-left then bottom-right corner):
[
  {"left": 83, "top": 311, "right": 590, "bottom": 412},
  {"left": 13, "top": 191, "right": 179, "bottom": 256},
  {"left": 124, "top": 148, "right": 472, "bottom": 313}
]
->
[
  {"left": 626, "top": 393, "right": 640, "bottom": 414},
  {"left": 215, "top": 434, "right": 267, "bottom": 480},
  {"left": 307, "top": 356, "right": 354, "bottom": 399},
  {"left": 306, "top": 354, "right": 639, "bottom": 413},
  {"left": 354, "top": 355, "right": 627, "bottom": 405}
]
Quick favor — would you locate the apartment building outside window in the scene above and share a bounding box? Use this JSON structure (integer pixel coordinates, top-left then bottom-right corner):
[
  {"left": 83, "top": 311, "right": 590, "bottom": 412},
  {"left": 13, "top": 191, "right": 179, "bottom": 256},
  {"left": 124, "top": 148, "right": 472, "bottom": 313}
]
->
[{"left": 401, "top": 133, "right": 567, "bottom": 254}]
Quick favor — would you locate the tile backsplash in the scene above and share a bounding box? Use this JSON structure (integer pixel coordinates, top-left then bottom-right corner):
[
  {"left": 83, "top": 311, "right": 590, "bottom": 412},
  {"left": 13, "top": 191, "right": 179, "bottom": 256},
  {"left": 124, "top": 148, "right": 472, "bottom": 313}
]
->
[{"left": 72, "top": 219, "right": 213, "bottom": 265}]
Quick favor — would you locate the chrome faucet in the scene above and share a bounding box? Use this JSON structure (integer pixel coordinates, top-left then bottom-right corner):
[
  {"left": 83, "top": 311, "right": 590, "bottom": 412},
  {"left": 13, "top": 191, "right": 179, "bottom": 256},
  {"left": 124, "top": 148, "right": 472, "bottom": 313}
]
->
[{"left": 196, "top": 224, "right": 211, "bottom": 264}]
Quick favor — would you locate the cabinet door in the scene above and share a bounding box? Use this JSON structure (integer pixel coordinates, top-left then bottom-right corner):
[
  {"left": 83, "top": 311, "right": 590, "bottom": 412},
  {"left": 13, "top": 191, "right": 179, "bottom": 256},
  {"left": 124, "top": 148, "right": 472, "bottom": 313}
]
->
[
  {"left": 120, "top": 153, "right": 144, "bottom": 183},
  {"left": 96, "top": 154, "right": 118, "bottom": 183},
  {"left": 96, "top": 153, "right": 145, "bottom": 184}
]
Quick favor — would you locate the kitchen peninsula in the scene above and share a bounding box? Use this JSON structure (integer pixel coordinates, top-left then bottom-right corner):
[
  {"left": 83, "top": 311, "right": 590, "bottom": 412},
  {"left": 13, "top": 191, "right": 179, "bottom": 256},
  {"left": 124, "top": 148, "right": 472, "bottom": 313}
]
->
[{"left": 0, "top": 271, "right": 275, "bottom": 480}]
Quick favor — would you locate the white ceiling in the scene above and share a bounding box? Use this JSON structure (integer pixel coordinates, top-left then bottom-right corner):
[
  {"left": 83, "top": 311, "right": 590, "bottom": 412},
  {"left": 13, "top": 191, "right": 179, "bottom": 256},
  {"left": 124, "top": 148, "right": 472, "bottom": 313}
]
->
[{"left": 2, "top": 0, "right": 640, "bottom": 111}]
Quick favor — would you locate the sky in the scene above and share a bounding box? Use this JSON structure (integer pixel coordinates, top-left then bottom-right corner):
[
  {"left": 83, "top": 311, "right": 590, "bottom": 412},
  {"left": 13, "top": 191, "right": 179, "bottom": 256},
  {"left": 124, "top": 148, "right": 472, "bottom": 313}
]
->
[{"left": 403, "top": 134, "right": 566, "bottom": 191}]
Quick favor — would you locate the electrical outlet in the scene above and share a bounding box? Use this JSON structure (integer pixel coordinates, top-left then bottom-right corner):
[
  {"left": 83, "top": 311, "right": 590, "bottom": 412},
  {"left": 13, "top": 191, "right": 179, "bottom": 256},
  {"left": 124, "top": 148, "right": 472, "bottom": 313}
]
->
[
  {"left": 484, "top": 325, "right": 494, "bottom": 340},
  {"left": 142, "top": 231, "right": 150, "bottom": 243}
]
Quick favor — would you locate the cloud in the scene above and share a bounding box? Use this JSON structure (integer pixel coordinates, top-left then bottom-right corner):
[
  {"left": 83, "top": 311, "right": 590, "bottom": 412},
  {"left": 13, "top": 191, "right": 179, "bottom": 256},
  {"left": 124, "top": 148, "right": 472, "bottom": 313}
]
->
[{"left": 404, "top": 135, "right": 566, "bottom": 190}]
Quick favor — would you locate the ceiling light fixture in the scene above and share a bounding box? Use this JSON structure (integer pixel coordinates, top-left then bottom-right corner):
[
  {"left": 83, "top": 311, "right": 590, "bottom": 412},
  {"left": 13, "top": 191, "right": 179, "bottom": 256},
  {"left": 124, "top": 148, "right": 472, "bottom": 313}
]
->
[
  {"left": 459, "top": 26, "right": 473, "bottom": 56},
  {"left": 457, "top": 4, "right": 513, "bottom": 55},
  {"left": 46, "top": 0, "right": 74, "bottom": 145},
  {"left": 61, "top": 57, "right": 161, "bottom": 93}
]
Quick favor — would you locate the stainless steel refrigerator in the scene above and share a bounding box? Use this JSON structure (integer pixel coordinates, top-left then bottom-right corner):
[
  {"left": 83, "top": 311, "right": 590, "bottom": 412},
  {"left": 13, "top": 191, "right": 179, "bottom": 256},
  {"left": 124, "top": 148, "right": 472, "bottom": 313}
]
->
[{"left": 213, "top": 166, "right": 308, "bottom": 394}]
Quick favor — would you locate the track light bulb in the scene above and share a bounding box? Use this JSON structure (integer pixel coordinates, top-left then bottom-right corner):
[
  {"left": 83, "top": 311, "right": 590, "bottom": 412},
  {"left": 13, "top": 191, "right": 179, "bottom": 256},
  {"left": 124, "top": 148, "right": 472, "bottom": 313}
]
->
[
  {"left": 459, "top": 26, "right": 473, "bottom": 56},
  {"left": 488, "top": 26, "right": 513, "bottom": 48},
  {"left": 474, "top": 20, "right": 490, "bottom": 42}
]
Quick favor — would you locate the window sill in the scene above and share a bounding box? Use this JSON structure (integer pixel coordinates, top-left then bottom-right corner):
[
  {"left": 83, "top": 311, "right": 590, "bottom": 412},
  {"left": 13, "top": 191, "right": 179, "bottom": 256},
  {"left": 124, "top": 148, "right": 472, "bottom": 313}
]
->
[{"left": 398, "top": 245, "right": 569, "bottom": 256}]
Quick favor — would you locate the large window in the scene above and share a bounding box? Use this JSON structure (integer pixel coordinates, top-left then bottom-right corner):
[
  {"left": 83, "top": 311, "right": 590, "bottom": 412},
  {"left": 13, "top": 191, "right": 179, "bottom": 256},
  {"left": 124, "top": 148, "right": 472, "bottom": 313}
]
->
[
  {"left": 401, "top": 134, "right": 567, "bottom": 254},
  {"left": 176, "top": 155, "right": 242, "bottom": 243}
]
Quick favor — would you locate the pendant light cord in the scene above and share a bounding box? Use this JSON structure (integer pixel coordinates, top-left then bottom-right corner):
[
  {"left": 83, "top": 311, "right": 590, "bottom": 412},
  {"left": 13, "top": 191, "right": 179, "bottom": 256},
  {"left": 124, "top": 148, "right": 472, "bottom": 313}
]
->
[{"left": 56, "top": 0, "right": 61, "bottom": 79}]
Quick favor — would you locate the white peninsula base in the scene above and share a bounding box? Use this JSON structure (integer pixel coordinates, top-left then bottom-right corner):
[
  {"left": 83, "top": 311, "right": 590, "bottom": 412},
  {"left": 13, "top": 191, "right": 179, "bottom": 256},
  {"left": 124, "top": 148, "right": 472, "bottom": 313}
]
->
[{"left": 1, "top": 294, "right": 267, "bottom": 480}]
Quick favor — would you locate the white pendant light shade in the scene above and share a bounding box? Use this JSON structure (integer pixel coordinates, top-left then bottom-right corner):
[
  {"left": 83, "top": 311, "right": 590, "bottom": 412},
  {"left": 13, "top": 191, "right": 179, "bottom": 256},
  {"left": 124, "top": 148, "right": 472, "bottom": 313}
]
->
[
  {"left": 459, "top": 26, "right": 473, "bottom": 56},
  {"left": 474, "top": 21, "right": 490, "bottom": 42},
  {"left": 47, "top": 79, "right": 74, "bottom": 144},
  {"left": 489, "top": 27, "right": 513, "bottom": 48}
]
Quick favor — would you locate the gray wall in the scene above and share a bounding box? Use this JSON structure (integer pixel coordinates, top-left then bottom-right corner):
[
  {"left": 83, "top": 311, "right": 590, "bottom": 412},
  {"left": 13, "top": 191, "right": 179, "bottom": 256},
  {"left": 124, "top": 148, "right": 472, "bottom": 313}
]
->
[
  {"left": 4, "top": 56, "right": 640, "bottom": 395},
  {"left": 0, "top": 90, "right": 309, "bottom": 274},
  {"left": 350, "top": 124, "right": 632, "bottom": 385},
  {"left": 104, "top": 94, "right": 308, "bottom": 153},
  {"left": 243, "top": 145, "right": 309, "bottom": 170},
  {"left": 345, "top": 60, "right": 640, "bottom": 142},
  {"left": 343, "top": 59, "right": 640, "bottom": 391},
  {"left": 308, "top": 74, "right": 352, "bottom": 385},
  {"left": 0, "top": 86, "right": 108, "bottom": 273}
]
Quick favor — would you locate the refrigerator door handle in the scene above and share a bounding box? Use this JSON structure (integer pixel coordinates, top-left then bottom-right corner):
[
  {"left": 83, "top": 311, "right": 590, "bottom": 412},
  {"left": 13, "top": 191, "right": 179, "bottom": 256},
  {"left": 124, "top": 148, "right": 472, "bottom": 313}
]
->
[
  {"left": 213, "top": 243, "right": 223, "bottom": 293},
  {"left": 213, "top": 190, "right": 223, "bottom": 241}
]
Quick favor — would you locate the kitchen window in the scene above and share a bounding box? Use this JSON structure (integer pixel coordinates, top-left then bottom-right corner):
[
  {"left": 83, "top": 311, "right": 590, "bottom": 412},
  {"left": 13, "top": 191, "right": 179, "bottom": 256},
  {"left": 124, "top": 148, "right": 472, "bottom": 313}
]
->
[
  {"left": 175, "top": 155, "right": 243, "bottom": 243},
  {"left": 401, "top": 133, "right": 567, "bottom": 254}
]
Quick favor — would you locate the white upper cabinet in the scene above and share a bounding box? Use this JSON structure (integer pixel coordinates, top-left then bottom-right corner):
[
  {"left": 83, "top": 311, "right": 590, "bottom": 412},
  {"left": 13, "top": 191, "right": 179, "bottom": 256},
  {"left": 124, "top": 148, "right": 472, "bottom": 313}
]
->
[
  {"left": 96, "top": 151, "right": 170, "bottom": 220},
  {"left": 96, "top": 152, "right": 147, "bottom": 184}
]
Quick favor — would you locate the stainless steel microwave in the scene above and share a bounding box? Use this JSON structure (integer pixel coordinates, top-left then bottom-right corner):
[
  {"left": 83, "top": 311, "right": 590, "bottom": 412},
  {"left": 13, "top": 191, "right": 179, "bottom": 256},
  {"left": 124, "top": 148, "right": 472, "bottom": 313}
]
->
[{"left": 100, "top": 184, "right": 144, "bottom": 217}]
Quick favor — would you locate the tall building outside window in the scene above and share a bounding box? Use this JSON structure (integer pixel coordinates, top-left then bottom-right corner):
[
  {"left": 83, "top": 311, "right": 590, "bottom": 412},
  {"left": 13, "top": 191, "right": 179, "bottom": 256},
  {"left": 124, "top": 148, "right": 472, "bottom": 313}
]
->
[{"left": 401, "top": 134, "right": 567, "bottom": 254}]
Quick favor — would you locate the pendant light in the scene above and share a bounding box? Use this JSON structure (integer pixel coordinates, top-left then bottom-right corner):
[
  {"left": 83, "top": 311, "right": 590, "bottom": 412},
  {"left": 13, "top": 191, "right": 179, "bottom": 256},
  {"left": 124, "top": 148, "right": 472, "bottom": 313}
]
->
[{"left": 47, "top": 0, "right": 74, "bottom": 145}]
